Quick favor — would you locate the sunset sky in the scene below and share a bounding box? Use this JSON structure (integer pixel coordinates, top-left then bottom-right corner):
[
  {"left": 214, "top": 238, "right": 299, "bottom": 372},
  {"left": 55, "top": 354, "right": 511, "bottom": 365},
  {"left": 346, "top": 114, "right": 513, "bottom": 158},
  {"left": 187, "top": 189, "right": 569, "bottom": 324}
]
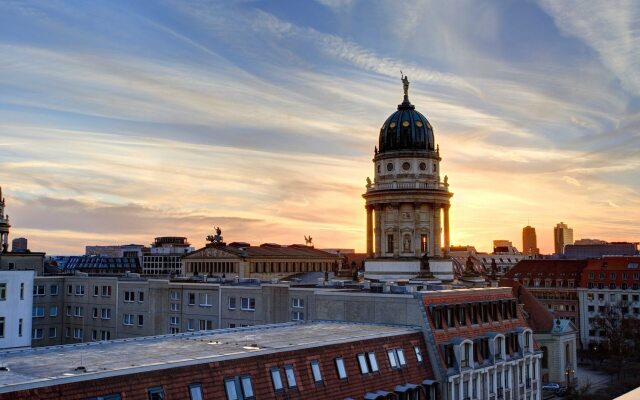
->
[{"left": 1, "top": 0, "right": 639, "bottom": 255}]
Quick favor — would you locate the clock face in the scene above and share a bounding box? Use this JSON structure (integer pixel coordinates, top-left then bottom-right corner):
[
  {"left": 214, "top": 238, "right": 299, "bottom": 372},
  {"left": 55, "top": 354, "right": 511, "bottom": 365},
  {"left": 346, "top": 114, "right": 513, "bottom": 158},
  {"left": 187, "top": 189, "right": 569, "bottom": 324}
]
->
[
  {"left": 402, "top": 162, "right": 411, "bottom": 171},
  {"left": 419, "top": 162, "right": 427, "bottom": 171},
  {"left": 387, "top": 162, "right": 394, "bottom": 171}
]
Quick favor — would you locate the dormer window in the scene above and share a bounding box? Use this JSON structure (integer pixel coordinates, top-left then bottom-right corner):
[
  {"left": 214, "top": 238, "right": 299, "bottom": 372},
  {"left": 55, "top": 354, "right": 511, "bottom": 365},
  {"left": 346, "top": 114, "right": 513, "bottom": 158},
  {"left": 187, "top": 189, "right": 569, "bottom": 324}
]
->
[
  {"left": 495, "top": 337, "right": 504, "bottom": 360},
  {"left": 460, "top": 342, "right": 472, "bottom": 368}
]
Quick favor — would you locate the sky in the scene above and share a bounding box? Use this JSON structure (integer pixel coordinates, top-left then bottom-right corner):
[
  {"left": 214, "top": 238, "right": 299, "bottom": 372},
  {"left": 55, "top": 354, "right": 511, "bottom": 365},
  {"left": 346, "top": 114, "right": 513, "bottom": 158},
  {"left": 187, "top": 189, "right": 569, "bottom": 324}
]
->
[{"left": 0, "top": 0, "right": 639, "bottom": 255}]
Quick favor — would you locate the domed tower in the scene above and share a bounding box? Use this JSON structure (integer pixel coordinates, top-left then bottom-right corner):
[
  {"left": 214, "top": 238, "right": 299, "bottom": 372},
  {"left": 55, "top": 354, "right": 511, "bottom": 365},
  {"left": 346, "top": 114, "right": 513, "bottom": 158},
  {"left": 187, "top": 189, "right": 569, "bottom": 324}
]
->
[
  {"left": 363, "top": 76, "right": 453, "bottom": 280},
  {"left": 0, "top": 186, "right": 11, "bottom": 253}
]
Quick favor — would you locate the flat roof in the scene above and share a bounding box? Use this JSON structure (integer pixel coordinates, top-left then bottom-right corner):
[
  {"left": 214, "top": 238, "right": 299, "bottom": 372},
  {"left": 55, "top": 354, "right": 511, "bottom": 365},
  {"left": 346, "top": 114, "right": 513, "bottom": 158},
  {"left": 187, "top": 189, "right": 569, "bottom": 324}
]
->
[{"left": 0, "top": 322, "right": 420, "bottom": 393}]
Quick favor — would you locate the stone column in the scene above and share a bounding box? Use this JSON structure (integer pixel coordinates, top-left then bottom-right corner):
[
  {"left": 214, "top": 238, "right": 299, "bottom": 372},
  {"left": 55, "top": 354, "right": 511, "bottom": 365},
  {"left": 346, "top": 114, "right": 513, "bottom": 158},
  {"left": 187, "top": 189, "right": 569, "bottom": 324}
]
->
[
  {"left": 413, "top": 202, "right": 421, "bottom": 257},
  {"left": 374, "top": 206, "right": 382, "bottom": 257},
  {"left": 366, "top": 205, "right": 373, "bottom": 257},
  {"left": 393, "top": 203, "right": 400, "bottom": 257},
  {"left": 443, "top": 204, "right": 451, "bottom": 257}
]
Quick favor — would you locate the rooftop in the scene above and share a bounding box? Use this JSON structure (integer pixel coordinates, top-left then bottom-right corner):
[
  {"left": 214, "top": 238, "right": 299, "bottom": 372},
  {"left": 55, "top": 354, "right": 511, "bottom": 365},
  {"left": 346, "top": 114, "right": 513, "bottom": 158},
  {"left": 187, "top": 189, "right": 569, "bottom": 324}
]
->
[{"left": 0, "top": 322, "right": 420, "bottom": 394}]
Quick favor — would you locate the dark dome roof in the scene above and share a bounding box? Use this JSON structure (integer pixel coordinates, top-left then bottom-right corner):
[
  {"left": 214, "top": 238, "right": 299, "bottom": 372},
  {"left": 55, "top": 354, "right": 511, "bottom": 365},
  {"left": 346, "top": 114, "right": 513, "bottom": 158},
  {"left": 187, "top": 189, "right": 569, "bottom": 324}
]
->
[{"left": 378, "top": 95, "right": 434, "bottom": 153}]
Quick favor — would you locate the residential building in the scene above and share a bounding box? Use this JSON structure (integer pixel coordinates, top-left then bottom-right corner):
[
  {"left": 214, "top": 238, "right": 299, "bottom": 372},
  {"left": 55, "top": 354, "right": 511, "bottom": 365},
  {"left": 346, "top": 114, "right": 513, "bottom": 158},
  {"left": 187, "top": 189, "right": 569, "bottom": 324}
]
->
[
  {"left": 363, "top": 76, "right": 454, "bottom": 281},
  {"left": 553, "top": 222, "right": 574, "bottom": 255},
  {"left": 0, "top": 322, "right": 435, "bottom": 400},
  {"left": 577, "top": 256, "right": 640, "bottom": 349},
  {"left": 522, "top": 226, "right": 539, "bottom": 256},
  {"left": 0, "top": 270, "right": 34, "bottom": 349}
]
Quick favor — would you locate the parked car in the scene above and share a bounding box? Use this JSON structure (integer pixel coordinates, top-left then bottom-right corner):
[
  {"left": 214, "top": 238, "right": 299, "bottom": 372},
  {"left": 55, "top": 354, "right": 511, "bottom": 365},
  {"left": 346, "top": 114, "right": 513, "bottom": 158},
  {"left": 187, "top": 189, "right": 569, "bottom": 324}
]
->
[{"left": 542, "top": 383, "right": 561, "bottom": 392}]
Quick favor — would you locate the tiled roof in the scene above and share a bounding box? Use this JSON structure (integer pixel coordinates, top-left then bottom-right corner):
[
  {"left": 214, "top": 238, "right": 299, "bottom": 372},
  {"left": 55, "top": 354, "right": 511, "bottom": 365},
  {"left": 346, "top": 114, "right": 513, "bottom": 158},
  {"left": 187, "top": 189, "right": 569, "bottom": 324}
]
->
[
  {"left": 502, "top": 259, "right": 587, "bottom": 283},
  {"left": 501, "top": 281, "right": 554, "bottom": 333}
]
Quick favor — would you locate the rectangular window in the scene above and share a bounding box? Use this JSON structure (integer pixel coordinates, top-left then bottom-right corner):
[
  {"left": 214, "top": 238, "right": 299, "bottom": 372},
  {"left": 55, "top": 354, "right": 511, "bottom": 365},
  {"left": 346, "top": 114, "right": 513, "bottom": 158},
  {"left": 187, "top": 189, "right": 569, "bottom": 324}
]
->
[
  {"left": 367, "top": 352, "right": 379, "bottom": 372},
  {"left": 33, "top": 284, "right": 46, "bottom": 296},
  {"left": 32, "top": 306, "right": 45, "bottom": 318},
  {"left": 387, "top": 234, "right": 394, "bottom": 253},
  {"left": 49, "top": 284, "right": 58, "bottom": 296},
  {"left": 147, "top": 386, "right": 165, "bottom": 400},
  {"left": 32, "top": 328, "right": 43, "bottom": 340},
  {"left": 187, "top": 319, "right": 195, "bottom": 331},
  {"left": 292, "top": 298, "right": 304, "bottom": 308},
  {"left": 50, "top": 305, "right": 58, "bottom": 317},
  {"left": 123, "top": 314, "right": 134, "bottom": 326},
  {"left": 18, "top": 318, "right": 23, "bottom": 336},
  {"left": 73, "top": 328, "right": 83, "bottom": 339},
  {"left": 102, "top": 285, "right": 112, "bottom": 297},
  {"left": 0, "top": 317, "right": 4, "bottom": 337},
  {"left": 138, "top": 315, "right": 144, "bottom": 326},
  {"left": 92, "top": 307, "right": 98, "bottom": 318},
  {"left": 241, "top": 297, "right": 255, "bottom": 311},
  {"left": 74, "top": 306, "right": 83, "bottom": 317},
  {"left": 101, "top": 330, "right": 111, "bottom": 341},
  {"left": 124, "top": 291, "right": 135, "bottom": 302},
  {"left": 48, "top": 327, "right": 56, "bottom": 338},
  {"left": 335, "top": 357, "right": 347, "bottom": 379},
  {"left": 19, "top": 283, "right": 24, "bottom": 300},
  {"left": 224, "top": 379, "right": 239, "bottom": 400},
  {"left": 170, "top": 303, "right": 180, "bottom": 312},
  {"left": 101, "top": 308, "right": 111, "bottom": 320},
  {"left": 271, "top": 368, "right": 284, "bottom": 391},
  {"left": 189, "top": 384, "right": 203, "bottom": 400},
  {"left": 387, "top": 349, "right": 398, "bottom": 368},
  {"left": 75, "top": 285, "right": 85, "bottom": 296},
  {"left": 414, "top": 346, "right": 423, "bottom": 363},
  {"left": 396, "top": 348, "right": 406, "bottom": 366},
  {"left": 94, "top": 285, "right": 99, "bottom": 296},
  {"left": 311, "top": 360, "right": 323, "bottom": 383},
  {"left": 170, "top": 316, "right": 180, "bottom": 325},
  {"left": 284, "top": 365, "right": 297, "bottom": 389},
  {"left": 291, "top": 311, "right": 304, "bottom": 321},
  {"left": 0, "top": 283, "right": 6, "bottom": 300},
  {"left": 357, "top": 353, "right": 370, "bottom": 374},
  {"left": 228, "top": 297, "right": 237, "bottom": 310},
  {"left": 188, "top": 293, "right": 195, "bottom": 305},
  {"left": 67, "top": 284, "right": 73, "bottom": 295},
  {"left": 199, "top": 293, "right": 212, "bottom": 306},
  {"left": 170, "top": 291, "right": 180, "bottom": 301},
  {"left": 138, "top": 291, "right": 144, "bottom": 302}
]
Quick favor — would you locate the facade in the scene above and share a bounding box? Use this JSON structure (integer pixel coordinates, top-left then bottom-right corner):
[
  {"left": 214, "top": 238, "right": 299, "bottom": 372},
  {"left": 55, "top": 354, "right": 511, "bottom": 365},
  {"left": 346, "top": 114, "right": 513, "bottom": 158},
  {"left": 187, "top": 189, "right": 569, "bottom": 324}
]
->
[
  {"left": 0, "top": 322, "right": 435, "bottom": 400},
  {"left": 363, "top": 76, "right": 453, "bottom": 281},
  {"left": 142, "top": 236, "right": 194, "bottom": 276},
  {"left": 183, "top": 242, "right": 340, "bottom": 281},
  {"left": 522, "top": 226, "right": 539, "bottom": 257},
  {"left": 500, "top": 260, "right": 586, "bottom": 343},
  {"left": 553, "top": 223, "right": 573, "bottom": 255},
  {"left": 422, "top": 288, "right": 543, "bottom": 400},
  {"left": 577, "top": 256, "right": 640, "bottom": 349},
  {"left": 564, "top": 242, "right": 637, "bottom": 259},
  {"left": 11, "top": 238, "right": 28, "bottom": 253},
  {"left": 0, "top": 270, "right": 34, "bottom": 349},
  {"left": 57, "top": 255, "right": 141, "bottom": 274}
]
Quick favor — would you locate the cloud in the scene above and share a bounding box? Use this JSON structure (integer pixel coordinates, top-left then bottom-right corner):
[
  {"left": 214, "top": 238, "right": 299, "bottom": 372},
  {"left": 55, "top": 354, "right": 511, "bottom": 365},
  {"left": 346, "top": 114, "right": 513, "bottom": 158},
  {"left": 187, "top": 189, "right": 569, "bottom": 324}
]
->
[{"left": 562, "top": 176, "right": 581, "bottom": 187}]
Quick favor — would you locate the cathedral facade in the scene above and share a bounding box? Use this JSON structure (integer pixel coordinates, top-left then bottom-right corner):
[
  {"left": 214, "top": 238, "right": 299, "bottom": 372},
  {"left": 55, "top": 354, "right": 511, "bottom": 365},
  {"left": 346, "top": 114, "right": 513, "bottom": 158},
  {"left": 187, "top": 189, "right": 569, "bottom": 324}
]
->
[{"left": 363, "top": 77, "right": 454, "bottom": 281}]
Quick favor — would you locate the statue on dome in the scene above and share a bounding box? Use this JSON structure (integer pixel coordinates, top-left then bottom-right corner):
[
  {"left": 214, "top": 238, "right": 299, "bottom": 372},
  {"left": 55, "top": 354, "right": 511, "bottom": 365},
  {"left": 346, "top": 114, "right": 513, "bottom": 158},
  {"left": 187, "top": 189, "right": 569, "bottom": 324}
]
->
[
  {"left": 444, "top": 175, "right": 449, "bottom": 186},
  {"left": 366, "top": 177, "right": 372, "bottom": 187},
  {"left": 206, "top": 227, "right": 223, "bottom": 245},
  {"left": 401, "top": 71, "right": 410, "bottom": 97}
]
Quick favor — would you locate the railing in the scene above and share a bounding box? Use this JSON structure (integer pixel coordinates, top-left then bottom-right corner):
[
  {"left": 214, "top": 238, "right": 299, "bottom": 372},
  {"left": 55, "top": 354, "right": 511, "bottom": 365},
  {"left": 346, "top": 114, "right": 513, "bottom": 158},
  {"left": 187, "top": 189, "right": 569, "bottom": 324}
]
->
[{"left": 366, "top": 181, "right": 448, "bottom": 192}]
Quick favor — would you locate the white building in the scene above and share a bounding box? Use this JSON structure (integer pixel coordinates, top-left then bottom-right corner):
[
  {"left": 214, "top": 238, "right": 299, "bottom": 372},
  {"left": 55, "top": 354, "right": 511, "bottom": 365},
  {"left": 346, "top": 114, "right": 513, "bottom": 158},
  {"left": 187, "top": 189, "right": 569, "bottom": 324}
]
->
[
  {"left": 142, "top": 236, "right": 194, "bottom": 276},
  {"left": 0, "top": 270, "right": 34, "bottom": 349}
]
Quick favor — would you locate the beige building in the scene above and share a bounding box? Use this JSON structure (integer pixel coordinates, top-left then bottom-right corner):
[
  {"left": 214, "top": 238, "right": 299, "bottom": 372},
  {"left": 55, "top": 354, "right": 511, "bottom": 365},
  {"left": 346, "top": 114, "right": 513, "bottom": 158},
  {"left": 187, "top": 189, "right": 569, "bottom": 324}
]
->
[{"left": 554, "top": 222, "right": 574, "bottom": 255}]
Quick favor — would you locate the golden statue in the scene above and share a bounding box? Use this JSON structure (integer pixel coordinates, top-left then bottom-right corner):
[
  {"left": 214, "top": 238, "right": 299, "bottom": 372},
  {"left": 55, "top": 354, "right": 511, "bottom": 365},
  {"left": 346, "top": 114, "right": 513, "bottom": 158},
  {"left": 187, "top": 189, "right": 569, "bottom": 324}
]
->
[{"left": 401, "top": 71, "right": 410, "bottom": 97}]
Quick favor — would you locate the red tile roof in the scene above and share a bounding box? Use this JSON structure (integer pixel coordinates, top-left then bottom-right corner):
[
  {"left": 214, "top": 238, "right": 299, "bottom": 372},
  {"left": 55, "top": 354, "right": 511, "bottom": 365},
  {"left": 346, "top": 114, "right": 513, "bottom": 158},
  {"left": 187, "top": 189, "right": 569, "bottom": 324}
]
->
[
  {"left": 500, "top": 281, "right": 554, "bottom": 333},
  {"left": 579, "top": 256, "right": 640, "bottom": 287},
  {"left": 502, "top": 259, "right": 587, "bottom": 287}
]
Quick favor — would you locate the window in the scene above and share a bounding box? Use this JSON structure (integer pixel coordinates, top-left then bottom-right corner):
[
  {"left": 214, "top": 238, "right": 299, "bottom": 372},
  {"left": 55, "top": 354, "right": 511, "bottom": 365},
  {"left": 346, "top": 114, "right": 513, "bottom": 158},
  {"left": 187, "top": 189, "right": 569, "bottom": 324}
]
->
[
  {"left": 387, "top": 348, "right": 406, "bottom": 368},
  {"left": 271, "top": 368, "right": 284, "bottom": 391},
  {"left": 335, "top": 357, "right": 347, "bottom": 379},
  {"left": 102, "top": 286, "right": 112, "bottom": 297},
  {"left": 73, "top": 328, "right": 83, "bottom": 339},
  {"left": 138, "top": 291, "right": 144, "bottom": 302},
  {"left": 292, "top": 298, "right": 304, "bottom": 308},
  {"left": 284, "top": 365, "right": 297, "bottom": 388},
  {"left": 101, "top": 308, "right": 111, "bottom": 320},
  {"left": 147, "top": 386, "right": 165, "bottom": 400},
  {"left": 188, "top": 293, "right": 195, "bottom": 305},
  {"left": 170, "top": 291, "right": 180, "bottom": 301},
  {"left": 414, "top": 346, "right": 423, "bottom": 363},
  {"left": 75, "top": 285, "right": 85, "bottom": 295},
  {"left": 32, "top": 306, "right": 45, "bottom": 318},
  {"left": 224, "top": 376, "right": 254, "bottom": 400},
  {"left": 50, "top": 306, "right": 58, "bottom": 317},
  {"left": 92, "top": 307, "right": 98, "bottom": 319},
  {"left": 199, "top": 319, "right": 213, "bottom": 330},
  {"left": 199, "top": 293, "right": 212, "bottom": 306},
  {"left": 101, "top": 330, "right": 111, "bottom": 341},
  {"left": 241, "top": 297, "right": 255, "bottom": 311},
  {"left": 367, "top": 352, "right": 379, "bottom": 372},
  {"left": 83, "top": 394, "right": 122, "bottom": 400},
  {"left": 587, "top": 293, "right": 594, "bottom": 301},
  {"left": 18, "top": 318, "right": 23, "bottom": 336},
  {"left": 0, "top": 317, "right": 4, "bottom": 337},
  {"left": 387, "top": 234, "right": 394, "bottom": 253},
  {"left": 48, "top": 327, "right": 56, "bottom": 338},
  {"left": 189, "top": 384, "right": 204, "bottom": 400},
  {"left": 357, "top": 353, "right": 370, "bottom": 374},
  {"left": 50, "top": 284, "right": 58, "bottom": 295},
  {"left": 124, "top": 291, "right": 135, "bottom": 302},
  {"left": 123, "top": 314, "right": 134, "bottom": 326},
  {"left": 495, "top": 337, "right": 504, "bottom": 359},
  {"left": 170, "top": 316, "right": 180, "bottom": 325},
  {"left": 0, "top": 283, "right": 5, "bottom": 300},
  {"left": 138, "top": 315, "right": 144, "bottom": 326},
  {"left": 170, "top": 303, "right": 180, "bottom": 312},
  {"left": 228, "top": 297, "right": 237, "bottom": 310},
  {"left": 67, "top": 284, "right": 73, "bottom": 295},
  {"left": 32, "top": 328, "right": 43, "bottom": 340},
  {"left": 19, "top": 283, "right": 24, "bottom": 300},
  {"left": 187, "top": 319, "right": 195, "bottom": 331},
  {"left": 291, "top": 311, "right": 304, "bottom": 321},
  {"left": 33, "top": 284, "right": 46, "bottom": 296},
  {"left": 461, "top": 342, "right": 471, "bottom": 368},
  {"left": 94, "top": 285, "right": 99, "bottom": 296},
  {"left": 310, "top": 360, "right": 323, "bottom": 383},
  {"left": 74, "top": 306, "right": 83, "bottom": 317}
]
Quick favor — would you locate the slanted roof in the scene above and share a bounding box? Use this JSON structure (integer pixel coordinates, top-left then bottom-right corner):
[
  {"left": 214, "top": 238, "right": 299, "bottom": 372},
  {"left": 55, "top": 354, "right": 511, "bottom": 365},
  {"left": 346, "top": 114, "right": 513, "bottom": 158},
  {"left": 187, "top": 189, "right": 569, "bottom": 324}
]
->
[
  {"left": 502, "top": 280, "right": 554, "bottom": 333},
  {"left": 185, "top": 243, "right": 340, "bottom": 260}
]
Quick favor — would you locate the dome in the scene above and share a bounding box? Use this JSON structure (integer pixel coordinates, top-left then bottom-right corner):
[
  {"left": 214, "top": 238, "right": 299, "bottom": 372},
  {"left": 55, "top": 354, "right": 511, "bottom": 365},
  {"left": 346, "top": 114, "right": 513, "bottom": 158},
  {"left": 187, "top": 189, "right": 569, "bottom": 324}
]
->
[{"left": 378, "top": 78, "right": 435, "bottom": 153}]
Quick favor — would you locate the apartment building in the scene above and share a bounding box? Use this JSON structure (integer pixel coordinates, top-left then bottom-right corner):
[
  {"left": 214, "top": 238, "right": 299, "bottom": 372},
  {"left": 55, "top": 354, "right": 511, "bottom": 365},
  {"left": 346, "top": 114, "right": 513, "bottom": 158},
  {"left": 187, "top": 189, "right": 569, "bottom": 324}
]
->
[{"left": 0, "top": 270, "right": 33, "bottom": 349}]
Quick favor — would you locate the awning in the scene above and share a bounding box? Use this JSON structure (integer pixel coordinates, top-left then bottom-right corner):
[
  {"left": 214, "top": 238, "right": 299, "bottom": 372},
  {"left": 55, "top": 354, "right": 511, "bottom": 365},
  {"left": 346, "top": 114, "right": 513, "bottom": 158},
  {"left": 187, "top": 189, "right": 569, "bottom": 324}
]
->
[
  {"left": 395, "top": 383, "right": 420, "bottom": 392},
  {"left": 423, "top": 379, "right": 438, "bottom": 385}
]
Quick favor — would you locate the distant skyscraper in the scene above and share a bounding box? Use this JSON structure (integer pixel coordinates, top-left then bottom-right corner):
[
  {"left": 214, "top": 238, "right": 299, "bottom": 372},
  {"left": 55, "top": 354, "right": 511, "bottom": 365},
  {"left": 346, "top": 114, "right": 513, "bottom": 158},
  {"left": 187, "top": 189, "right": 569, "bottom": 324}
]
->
[
  {"left": 11, "top": 237, "right": 28, "bottom": 252},
  {"left": 522, "top": 226, "right": 539, "bottom": 256},
  {"left": 554, "top": 222, "right": 574, "bottom": 255}
]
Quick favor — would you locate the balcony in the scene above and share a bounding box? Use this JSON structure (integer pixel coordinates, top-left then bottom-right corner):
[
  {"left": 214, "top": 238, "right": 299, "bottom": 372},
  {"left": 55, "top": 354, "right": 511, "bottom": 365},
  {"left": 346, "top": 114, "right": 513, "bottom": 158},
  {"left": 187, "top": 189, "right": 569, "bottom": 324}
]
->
[{"left": 366, "top": 181, "right": 448, "bottom": 192}]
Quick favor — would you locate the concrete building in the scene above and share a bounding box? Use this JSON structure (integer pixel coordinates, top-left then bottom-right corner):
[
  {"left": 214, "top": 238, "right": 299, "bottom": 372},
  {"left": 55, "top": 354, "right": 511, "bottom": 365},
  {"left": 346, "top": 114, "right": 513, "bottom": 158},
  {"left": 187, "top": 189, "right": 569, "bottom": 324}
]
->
[
  {"left": 142, "top": 236, "right": 194, "bottom": 276},
  {"left": 553, "top": 222, "right": 574, "bottom": 255},
  {"left": 564, "top": 241, "right": 637, "bottom": 259},
  {"left": 11, "top": 238, "right": 28, "bottom": 253},
  {"left": 577, "top": 256, "right": 640, "bottom": 349},
  {"left": 0, "top": 322, "right": 435, "bottom": 400},
  {"left": 363, "top": 76, "right": 453, "bottom": 281},
  {"left": 522, "top": 226, "right": 539, "bottom": 256},
  {"left": 0, "top": 270, "right": 34, "bottom": 349}
]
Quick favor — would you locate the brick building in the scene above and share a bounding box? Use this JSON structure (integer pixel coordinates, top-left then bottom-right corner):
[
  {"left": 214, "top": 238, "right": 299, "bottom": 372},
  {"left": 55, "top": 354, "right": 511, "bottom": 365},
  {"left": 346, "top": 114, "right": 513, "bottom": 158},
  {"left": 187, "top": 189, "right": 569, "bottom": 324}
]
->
[{"left": 0, "top": 322, "right": 435, "bottom": 400}]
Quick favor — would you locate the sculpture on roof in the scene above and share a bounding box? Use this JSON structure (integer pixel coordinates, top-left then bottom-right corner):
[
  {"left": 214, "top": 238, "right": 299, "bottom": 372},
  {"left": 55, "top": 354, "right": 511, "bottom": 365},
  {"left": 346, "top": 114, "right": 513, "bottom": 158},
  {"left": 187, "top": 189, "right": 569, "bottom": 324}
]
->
[
  {"left": 401, "top": 71, "right": 410, "bottom": 97},
  {"left": 304, "top": 235, "right": 313, "bottom": 246},
  {"left": 206, "top": 227, "right": 223, "bottom": 245}
]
